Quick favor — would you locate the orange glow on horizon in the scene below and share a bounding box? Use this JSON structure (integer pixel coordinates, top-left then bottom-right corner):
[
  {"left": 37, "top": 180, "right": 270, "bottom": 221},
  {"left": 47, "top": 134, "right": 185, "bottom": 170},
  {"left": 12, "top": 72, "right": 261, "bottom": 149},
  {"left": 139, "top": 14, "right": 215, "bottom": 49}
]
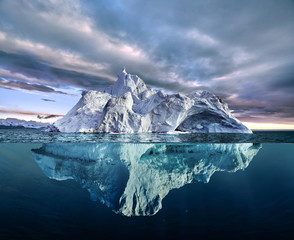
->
[{"left": 244, "top": 122, "right": 294, "bottom": 130}]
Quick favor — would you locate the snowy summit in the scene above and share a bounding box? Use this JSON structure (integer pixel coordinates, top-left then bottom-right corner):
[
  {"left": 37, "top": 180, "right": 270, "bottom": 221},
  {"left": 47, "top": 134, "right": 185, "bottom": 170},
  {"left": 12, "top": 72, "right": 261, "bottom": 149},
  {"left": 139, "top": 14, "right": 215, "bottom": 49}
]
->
[{"left": 53, "top": 67, "right": 251, "bottom": 133}]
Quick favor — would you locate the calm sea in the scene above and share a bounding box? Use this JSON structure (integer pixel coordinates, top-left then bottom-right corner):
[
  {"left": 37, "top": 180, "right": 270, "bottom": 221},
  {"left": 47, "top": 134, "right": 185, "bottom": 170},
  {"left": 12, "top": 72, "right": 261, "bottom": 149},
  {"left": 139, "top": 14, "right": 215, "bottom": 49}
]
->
[{"left": 0, "top": 129, "right": 294, "bottom": 239}]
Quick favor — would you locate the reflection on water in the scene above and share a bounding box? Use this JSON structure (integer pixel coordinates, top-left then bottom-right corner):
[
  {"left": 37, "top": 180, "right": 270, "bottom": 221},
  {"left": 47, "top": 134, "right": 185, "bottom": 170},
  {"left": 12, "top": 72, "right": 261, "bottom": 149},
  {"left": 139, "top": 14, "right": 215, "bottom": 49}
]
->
[{"left": 32, "top": 143, "right": 261, "bottom": 216}]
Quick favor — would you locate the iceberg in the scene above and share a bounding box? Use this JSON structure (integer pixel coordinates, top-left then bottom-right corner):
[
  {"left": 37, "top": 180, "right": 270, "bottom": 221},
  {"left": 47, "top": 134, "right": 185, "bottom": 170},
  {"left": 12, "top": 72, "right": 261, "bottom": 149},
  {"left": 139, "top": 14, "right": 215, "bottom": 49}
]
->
[
  {"left": 0, "top": 118, "right": 48, "bottom": 129},
  {"left": 53, "top": 68, "right": 251, "bottom": 133},
  {"left": 32, "top": 142, "right": 261, "bottom": 216}
]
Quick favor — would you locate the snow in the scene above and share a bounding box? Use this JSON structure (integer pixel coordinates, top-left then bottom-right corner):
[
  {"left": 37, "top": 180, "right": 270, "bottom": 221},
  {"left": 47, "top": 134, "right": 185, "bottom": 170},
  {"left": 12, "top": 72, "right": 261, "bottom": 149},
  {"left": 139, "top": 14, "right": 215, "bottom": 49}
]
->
[
  {"left": 53, "top": 67, "right": 252, "bottom": 133},
  {"left": 32, "top": 142, "right": 261, "bottom": 216},
  {"left": 0, "top": 118, "right": 48, "bottom": 129}
]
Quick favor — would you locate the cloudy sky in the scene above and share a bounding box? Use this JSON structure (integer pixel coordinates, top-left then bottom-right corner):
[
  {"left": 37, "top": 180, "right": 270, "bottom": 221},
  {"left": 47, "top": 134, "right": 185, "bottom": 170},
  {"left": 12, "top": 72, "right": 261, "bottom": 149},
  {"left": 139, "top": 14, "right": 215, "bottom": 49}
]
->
[{"left": 0, "top": 0, "right": 294, "bottom": 128}]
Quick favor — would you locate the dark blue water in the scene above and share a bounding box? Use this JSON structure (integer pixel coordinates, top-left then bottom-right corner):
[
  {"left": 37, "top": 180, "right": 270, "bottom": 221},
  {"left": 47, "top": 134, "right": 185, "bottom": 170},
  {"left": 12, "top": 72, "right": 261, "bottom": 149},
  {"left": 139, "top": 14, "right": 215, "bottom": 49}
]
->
[{"left": 0, "top": 130, "right": 294, "bottom": 239}]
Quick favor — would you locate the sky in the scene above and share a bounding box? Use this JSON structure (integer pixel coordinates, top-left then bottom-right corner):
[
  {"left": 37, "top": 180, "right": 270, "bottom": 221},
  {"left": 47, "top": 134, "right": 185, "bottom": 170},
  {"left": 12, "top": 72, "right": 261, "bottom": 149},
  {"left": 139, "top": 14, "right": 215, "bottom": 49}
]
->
[{"left": 0, "top": 0, "right": 294, "bottom": 128}]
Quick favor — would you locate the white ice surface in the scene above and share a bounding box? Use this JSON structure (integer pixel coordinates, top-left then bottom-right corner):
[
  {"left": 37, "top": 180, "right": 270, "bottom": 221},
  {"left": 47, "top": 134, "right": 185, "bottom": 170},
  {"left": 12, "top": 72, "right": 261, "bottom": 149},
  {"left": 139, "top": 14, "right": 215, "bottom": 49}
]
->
[{"left": 54, "top": 67, "right": 251, "bottom": 133}]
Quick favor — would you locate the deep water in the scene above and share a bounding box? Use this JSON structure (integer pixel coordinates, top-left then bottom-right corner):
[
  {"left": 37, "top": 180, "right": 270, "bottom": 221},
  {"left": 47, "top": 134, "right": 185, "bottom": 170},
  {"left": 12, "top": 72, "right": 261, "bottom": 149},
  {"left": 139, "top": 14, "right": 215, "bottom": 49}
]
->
[{"left": 0, "top": 130, "right": 294, "bottom": 239}]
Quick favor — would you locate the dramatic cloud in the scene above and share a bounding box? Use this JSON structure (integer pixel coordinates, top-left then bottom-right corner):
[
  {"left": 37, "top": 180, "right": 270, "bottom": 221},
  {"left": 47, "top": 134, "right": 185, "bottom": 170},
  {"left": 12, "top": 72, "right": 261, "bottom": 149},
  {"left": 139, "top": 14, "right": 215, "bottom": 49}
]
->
[
  {"left": 0, "top": 51, "right": 112, "bottom": 88},
  {"left": 37, "top": 114, "right": 61, "bottom": 119},
  {"left": 0, "top": 0, "right": 294, "bottom": 125},
  {"left": 0, "top": 77, "right": 74, "bottom": 95},
  {"left": 41, "top": 99, "right": 56, "bottom": 102},
  {"left": 0, "top": 109, "right": 63, "bottom": 117}
]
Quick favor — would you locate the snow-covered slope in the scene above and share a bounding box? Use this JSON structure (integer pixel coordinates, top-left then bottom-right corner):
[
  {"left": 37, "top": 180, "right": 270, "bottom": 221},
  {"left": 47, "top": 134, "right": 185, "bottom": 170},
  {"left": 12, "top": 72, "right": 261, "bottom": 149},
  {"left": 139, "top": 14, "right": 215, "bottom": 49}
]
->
[
  {"left": 0, "top": 118, "right": 48, "bottom": 129},
  {"left": 32, "top": 142, "right": 261, "bottom": 216},
  {"left": 53, "top": 68, "right": 251, "bottom": 133}
]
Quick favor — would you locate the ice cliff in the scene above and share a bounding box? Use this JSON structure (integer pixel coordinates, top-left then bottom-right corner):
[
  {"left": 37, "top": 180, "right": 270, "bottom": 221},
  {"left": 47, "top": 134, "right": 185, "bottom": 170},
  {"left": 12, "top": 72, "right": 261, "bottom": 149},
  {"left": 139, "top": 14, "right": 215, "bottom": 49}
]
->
[
  {"left": 53, "top": 67, "right": 251, "bottom": 133},
  {"left": 32, "top": 142, "right": 261, "bottom": 216}
]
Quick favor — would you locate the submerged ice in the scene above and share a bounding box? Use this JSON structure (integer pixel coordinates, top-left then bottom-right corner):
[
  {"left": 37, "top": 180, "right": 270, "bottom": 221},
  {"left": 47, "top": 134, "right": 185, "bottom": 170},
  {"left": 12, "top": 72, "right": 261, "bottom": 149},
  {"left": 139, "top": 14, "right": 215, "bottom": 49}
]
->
[
  {"left": 32, "top": 142, "right": 261, "bottom": 216},
  {"left": 53, "top": 68, "right": 251, "bottom": 133}
]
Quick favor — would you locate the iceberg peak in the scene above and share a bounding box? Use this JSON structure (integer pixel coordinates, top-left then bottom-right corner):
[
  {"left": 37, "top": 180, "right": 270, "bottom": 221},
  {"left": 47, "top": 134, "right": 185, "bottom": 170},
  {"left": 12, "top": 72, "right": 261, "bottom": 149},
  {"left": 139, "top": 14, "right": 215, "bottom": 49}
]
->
[{"left": 118, "top": 66, "right": 127, "bottom": 79}]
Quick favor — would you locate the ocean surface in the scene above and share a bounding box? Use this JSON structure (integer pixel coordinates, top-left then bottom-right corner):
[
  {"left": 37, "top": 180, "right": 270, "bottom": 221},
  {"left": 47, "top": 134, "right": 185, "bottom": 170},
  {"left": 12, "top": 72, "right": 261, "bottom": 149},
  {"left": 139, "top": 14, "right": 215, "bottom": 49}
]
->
[{"left": 0, "top": 129, "right": 294, "bottom": 239}]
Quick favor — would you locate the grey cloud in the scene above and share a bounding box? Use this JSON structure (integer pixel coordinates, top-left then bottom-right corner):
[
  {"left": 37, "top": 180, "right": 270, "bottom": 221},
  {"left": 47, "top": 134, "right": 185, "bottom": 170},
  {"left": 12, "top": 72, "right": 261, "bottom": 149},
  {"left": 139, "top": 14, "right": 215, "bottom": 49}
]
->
[
  {"left": 0, "top": 51, "right": 111, "bottom": 89},
  {"left": 0, "top": 78, "right": 71, "bottom": 95},
  {"left": 0, "top": 109, "right": 64, "bottom": 116},
  {"left": 41, "top": 98, "right": 56, "bottom": 102},
  {"left": 37, "top": 114, "right": 61, "bottom": 119},
  {"left": 0, "top": 0, "right": 294, "bottom": 123}
]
